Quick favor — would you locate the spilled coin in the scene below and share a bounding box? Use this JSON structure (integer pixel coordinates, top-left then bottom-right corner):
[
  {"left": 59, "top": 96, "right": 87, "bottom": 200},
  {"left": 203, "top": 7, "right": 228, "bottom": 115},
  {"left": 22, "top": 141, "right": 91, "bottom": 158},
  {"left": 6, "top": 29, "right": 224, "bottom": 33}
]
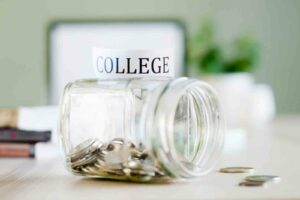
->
[{"left": 219, "top": 167, "right": 254, "bottom": 173}]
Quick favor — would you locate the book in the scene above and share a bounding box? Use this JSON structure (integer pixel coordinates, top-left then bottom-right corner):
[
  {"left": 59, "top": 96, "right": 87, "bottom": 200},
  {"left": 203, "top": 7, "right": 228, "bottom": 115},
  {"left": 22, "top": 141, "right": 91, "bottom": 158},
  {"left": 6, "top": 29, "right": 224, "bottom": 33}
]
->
[
  {"left": 0, "top": 142, "right": 35, "bottom": 157},
  {"left": 0, "top": 128, "right": 51, "bottom": 143}
]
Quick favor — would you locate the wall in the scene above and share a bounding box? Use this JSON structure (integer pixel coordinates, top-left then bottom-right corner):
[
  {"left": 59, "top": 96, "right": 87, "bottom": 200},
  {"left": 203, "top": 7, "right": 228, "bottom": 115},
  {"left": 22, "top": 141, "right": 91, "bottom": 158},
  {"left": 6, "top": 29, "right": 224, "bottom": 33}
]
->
[{"left": 0, "top": 0, "right": 299, "bottom": 113}]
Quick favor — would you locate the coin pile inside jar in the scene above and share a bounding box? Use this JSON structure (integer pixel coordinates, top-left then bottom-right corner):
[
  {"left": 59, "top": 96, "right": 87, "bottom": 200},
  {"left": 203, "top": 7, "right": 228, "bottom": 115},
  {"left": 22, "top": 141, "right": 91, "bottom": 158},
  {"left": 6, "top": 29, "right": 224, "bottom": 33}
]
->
[{"left": 67, "top": 138, "right": 168, "bottom": 182}]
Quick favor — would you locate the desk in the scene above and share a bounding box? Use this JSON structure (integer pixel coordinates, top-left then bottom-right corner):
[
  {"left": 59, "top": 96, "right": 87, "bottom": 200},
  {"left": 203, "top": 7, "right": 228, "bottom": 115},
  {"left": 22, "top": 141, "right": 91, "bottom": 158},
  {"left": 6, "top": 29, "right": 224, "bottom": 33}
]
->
[{"left": 0, "top": 116, "right": 300, "bottom": 200}]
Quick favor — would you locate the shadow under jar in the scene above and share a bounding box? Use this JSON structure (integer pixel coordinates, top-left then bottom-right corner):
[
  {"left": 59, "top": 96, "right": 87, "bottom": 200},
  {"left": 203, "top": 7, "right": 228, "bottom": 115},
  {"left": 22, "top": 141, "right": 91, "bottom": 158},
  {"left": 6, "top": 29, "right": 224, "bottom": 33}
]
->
[{"left": 59, "top": 77, "right": 224, "bottom": 182}]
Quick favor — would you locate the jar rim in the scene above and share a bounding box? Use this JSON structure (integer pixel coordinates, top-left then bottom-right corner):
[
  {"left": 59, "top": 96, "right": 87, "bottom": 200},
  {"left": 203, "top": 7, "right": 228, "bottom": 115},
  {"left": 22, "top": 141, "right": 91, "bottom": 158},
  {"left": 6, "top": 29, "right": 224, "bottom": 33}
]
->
[{"left": 150, "top": 78, "right": 224, "bottom": 178}]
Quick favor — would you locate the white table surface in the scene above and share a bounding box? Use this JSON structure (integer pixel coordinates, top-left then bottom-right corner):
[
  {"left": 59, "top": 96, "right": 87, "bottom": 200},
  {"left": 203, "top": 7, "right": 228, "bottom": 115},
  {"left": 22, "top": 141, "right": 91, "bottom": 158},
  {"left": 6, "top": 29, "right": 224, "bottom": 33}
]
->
[{"left": 1, "top": 116, "right": 300, "bottom": 200}]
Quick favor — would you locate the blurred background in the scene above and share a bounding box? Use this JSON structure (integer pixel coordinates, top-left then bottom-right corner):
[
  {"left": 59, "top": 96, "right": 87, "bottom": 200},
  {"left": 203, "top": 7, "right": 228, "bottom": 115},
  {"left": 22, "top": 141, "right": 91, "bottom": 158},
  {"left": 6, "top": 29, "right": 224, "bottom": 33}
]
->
[{"left": 0, "top": 0, "right": 299, "bottom": 116}]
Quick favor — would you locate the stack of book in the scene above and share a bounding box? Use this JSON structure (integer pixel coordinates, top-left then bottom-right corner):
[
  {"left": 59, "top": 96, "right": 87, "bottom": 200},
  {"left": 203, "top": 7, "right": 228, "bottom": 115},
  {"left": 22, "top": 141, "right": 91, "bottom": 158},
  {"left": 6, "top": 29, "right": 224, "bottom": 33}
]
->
[
  {"left": 0, "top": 107, "right": 53, "bottom": 158},
  {"left": 0, "top": 128, "right": 51, "bottom": 158}
]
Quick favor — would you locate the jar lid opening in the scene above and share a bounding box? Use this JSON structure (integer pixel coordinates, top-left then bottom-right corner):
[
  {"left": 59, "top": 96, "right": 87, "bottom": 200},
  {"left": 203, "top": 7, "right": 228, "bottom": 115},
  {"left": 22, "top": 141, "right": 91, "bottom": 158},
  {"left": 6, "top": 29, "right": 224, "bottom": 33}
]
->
[{"left": 153, "top": 78, "right": 224, "bottom": 178}]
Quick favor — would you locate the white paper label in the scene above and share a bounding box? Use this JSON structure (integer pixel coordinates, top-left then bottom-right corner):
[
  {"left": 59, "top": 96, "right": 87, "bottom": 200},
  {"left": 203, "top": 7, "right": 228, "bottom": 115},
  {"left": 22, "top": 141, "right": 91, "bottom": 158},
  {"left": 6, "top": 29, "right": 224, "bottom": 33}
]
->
[{"left": 92, "top": 48, "right": 174, "bottom": 79}]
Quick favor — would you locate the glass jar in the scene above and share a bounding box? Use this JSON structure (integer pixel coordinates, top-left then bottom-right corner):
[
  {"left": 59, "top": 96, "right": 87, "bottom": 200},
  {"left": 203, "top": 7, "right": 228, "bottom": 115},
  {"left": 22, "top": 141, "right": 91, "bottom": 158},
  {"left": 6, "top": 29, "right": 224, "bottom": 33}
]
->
[{"left": 58, "top": 77, "right": 224, "bottom": 182}]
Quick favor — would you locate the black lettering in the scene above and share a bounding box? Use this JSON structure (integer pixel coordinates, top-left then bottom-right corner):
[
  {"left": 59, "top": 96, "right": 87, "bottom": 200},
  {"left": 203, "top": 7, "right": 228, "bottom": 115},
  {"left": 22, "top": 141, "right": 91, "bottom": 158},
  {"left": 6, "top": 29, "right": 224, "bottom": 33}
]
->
[
  {"left": 115, "top": 57, "right": 125, "bottom": 74},
  {"left": 104, "top": 57, "right": 113, "bottom": 73},
  {"left": 162, "top": 57, "right": 169, "bottom": 73},
  {"left": 151, "top": 57, "right": 161, "bottom": 74},
  {"left": 139, "top": 58, "right": 150, "bottom": 74},
  {"left": 127, "top": 58, "right": 137, "bottom": 74}
]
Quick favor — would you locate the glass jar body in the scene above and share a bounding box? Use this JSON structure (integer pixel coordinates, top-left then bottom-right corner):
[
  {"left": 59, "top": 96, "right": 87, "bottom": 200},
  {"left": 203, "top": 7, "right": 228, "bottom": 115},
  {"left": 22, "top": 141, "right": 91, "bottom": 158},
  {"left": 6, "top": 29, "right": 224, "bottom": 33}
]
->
[{"left": 59, "top": 78, "right": 224, "bottom": 182}]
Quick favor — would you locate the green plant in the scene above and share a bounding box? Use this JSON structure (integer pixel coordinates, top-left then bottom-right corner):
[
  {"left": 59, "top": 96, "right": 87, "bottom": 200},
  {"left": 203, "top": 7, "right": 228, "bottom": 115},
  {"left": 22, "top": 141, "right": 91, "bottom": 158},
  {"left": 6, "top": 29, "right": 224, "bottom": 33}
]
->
[{"left": 188, "top": 20, "right": 259, "bottom": 74}]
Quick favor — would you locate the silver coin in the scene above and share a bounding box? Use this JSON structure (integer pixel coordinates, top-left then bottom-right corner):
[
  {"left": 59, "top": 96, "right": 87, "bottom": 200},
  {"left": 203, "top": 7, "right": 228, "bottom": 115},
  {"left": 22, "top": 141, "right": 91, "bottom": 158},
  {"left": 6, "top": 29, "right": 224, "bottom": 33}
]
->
[
  {"left": 84, "top": 166, "right": 98, "bottom": 175},
  {"left": 70, "top": 166, "right": 84, "bottom": 174},
  {"left": 123, "top": 160, "right": 142, "bottom": 170},
  {"left": 130, "top": 149, "right": 141, "bottom": 157},
  {"left": 89, "top": 140, "right": 104, "bottom": 153},
  {"left": 154, "top": 169, "right": 165, "bottom": 177},
  {"left": 95, "top": 160, "right": 124, "bottom": 175},
  {"left": 245, "top": 175, "right": 280, "bottom": 183},
  {"left": 219, "top": 167, "right": 254, "bottom": 173},
  {"left": 131, "top": 149, "right": 148, "bottom": 160},
  {"left": 106, "top": 141, "right": 125, "bottom": 151},
  {"left": 239, "top": 181, "right": 265, "bottom": 187},
  {"left": 95, "top": 158, "right": 106, "bottom": 167},
  {"left": 70, "top": 138, "right": 98, "bottom": 155},
  {"left": 104, "top": 146, "right": 131, "bottom": 164},
  {"left": 81, "top": 166, "right": 92, "bottom": 174},
  {"left": 123, "top": 168, "right": 131, "bottom": 176},
  {"left": 111, "top": 138, "right": 125, "bottom": 144},
  {"left": 69, "top": 138, "right": 102, "bottom": 162},
  {"left": 126, "top": 141, "right": 136, "bottom": 149},
  {"left": 70, "top": 153, "right": 98, "bottom": 168},
  {"left": 99, "top": 143, "right": 108, "bottom": 151}
]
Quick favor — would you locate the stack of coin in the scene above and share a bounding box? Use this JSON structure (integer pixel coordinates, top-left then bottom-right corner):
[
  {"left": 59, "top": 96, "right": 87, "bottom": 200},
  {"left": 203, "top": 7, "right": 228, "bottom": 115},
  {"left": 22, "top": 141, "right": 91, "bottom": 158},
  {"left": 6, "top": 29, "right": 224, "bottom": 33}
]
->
[{"left": 67, "top": 138, "right": 168, "bottom": 182}]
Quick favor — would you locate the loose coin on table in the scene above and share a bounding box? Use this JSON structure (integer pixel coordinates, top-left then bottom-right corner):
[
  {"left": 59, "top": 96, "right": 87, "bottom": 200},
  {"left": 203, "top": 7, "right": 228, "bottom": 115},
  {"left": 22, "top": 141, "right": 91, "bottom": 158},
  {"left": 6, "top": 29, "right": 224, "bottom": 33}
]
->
[
  {"left": 219, "top": 167, "right": 254, "bottom": 173},
  {"left": 245, "top": 175, "right": 280, "bottom": 183},
  {"left": 239, "top": 181, "right": 265, "bottom": 187}
]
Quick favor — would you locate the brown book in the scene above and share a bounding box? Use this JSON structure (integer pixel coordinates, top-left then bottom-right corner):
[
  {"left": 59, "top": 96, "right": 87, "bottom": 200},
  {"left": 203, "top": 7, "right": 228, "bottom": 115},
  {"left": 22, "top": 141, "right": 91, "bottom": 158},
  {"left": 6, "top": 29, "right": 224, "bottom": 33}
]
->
[{"left": 0, "top": 142, "right": 35, "bottom": 158}]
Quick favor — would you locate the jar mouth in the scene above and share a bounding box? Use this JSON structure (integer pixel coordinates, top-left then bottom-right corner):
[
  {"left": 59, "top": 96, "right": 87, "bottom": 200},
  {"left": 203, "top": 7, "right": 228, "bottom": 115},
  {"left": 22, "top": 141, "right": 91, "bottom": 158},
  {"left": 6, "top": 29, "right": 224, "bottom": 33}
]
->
[{"left": 151, "top": 78, "right": 224, "bottom": 178}]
